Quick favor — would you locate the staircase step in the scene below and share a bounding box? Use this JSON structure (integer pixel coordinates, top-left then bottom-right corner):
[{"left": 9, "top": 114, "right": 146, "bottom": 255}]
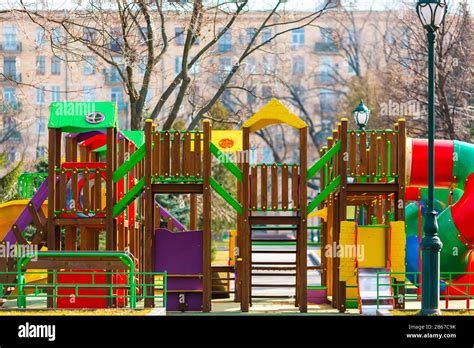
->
[
  {"left": 252, "top": 250, "right": 296, "bottom": 254},
  {"left": 252, "top": 266, "right": 296, "bottom": 271},
  {"left": 252, "top": 273, "right": 297, "bottom": 277},
  {"left": 252, "top": 284, "right": 295, "bottom": 288},
  {"left": 251, "top": 239, "right": 296, "bottom": 243},
  {"left": 252, "top": 295, "right": 295, "bottom": 299}
]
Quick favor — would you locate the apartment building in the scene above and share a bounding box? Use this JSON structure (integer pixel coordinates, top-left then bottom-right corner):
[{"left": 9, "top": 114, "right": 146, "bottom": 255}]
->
[{"left": 0, "top": 9, "right": 391, "bottom": 166}]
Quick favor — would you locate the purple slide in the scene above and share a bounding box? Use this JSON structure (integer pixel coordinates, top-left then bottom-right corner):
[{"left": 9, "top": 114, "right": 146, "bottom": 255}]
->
[
  {"left": 154, "top": 228, "right": 203, "bottom": 311},
  {"left": 157, "top": 205, "right": 186, "bottom": 232},
  {"left": 2, "top": 178, "right": 50, "bottom": 244}
]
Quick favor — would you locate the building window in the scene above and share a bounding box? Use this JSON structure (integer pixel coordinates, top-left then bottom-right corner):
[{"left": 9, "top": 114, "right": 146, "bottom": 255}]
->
[
  {"left": 262, "top": 86, "right": 273, "bottom": 101},
  {"left": 291, "top": 28, "right": 305, "bottom": 48},
  {"left": 52, "top": 27, "right": 61, "bottom": 45},
  {"left": 36, "top": 145, "right": 46, "bottom": 159},
  {"left": 218, "top": 29, "right": 232, "bottom": 53},
  {"left": 221, "top": 90, "right": 236, "bottom": 112},
  {"left": 217, "top": 57, "right": 232, "bottom": 83},
  {"left": 175, "top": 56, "right": 182, "bottom": 75},
  {"left": 37, "top": 116, "right": 46, "bottom": 135},
  {"left": 175, "top": 27, "right": 185, "bottom": 45},
  {"left": 292, "top": 56, "right": 305, "bottom": 75},
  {"left": 189, "top": 57, "right": 200, "bottom": 75},
  {"left": 320, "top": 27, "right": 334, "bottom": 44},
  {"left": 245, "top": 57, "right": 256, "bottom": 74},
  {"left": 247, "top": 86, "right": 256, "bottom": 105},
  {"left": 319, "top": 88, "right": 336, "bottom": 113},
  {"left": 262, "top": 56, "right": 274, "bottom": 74},
  {"left": 51, "top": 56, "right": 61, "bottom": 75},
  {"left": 36, "top": 28, "right": 45, "bottom": 47},
  {"left": 3, "top": 57, "right": 17, "bottom": 79},
  {"left": 110, "top": 28, "right": 123, "bottom": 52},
  {"left": 3, "top": 87, "right": 17, "bottom": 105},
  {"left": 291, "top": 85, "right": 305, "bottom": 103},
  {"left": 51, "top": 86, "right": 60, "bottom": 102},
  {"left": 3, "top": 25, "right": 17, "bottom": 51},
  {"left": 262, "top": 29, "right": 271, "bottom": 43},
  {"left": 83, "top": 86, "right": 96, "bottom": 102},
  {"left": 83, "top": 56, "right": 96, "bottom": 75},
  {"left": 36, "top": 86, "right": 46, "bottom": 105},
  {"left": 111, "top": 86, "right": 124, "bottom": 104},
  {"left": 245, "top": 28, "right": 257, "bottom": 45},
  {"left": 36, "top": 56, "right": 46, "bottom": 75},
  {"left": 320, "top": 58, "right": 333, "bottom": 83},
  {"left": 83, "top": 27, "right": 97, "bottom": 43}
]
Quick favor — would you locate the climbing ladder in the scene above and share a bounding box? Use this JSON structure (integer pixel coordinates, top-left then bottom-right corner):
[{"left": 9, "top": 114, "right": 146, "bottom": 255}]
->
[{"left": 250, "top": 225, "right": 298, "bottom": 302}]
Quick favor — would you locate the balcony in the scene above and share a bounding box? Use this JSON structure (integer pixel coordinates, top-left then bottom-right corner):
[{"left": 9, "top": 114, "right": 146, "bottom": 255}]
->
[
  {"left": 0, "top": 73, "right": 22, "bottom": 83},
  {"left": 0, "top": 42, "right": 22, "bottom": 52},
  {"left": 314, "top": 42, "right": 339, "bottom": 53}
]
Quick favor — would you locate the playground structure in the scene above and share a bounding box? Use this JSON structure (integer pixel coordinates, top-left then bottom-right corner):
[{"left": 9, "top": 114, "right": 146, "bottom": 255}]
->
[{"left": 0, "top": 99, "right": 473, "bottom": 314}]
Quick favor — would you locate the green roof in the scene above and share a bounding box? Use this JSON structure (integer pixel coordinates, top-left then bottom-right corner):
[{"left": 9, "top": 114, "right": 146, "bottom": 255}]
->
[
  {"left": 49, "top": 102, "right": 118, "bottom": 132},
  {"left": 121, "top": 130, "right": 144, "bottom": 147}
]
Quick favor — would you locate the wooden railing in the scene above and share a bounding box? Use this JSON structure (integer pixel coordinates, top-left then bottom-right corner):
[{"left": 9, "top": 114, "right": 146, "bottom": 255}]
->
[{"left": 249, "top": 163, "right": 300, "bottom": 211}]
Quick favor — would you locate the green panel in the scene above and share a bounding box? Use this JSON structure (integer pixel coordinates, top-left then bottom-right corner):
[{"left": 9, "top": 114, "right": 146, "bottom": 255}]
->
[
  {"left": 307, "top": 175, "right": 341, "bottom": 214},
  {"left": 92, "top": 145, "right": 107, "bottom": 153},
  {"left": 49, "top": 102, "right": 117, "bottom": 132},
  {"left": 121, "top": 130, "right": 145, "bottom": 147},
  {"left": 113, "top": 177, "right": 145, "bottom": 218},
  {"left": 209, "top": 177, "right": 242, "bottom": 215},
  {"left": 210, "top": 142, "right": 242, "bottom": 182},
  {"left": 112, "top": 144, "right": 146, "bottom": 183},
  {"left": 307, "top": 141, "right": 341, "bottom": 180}
]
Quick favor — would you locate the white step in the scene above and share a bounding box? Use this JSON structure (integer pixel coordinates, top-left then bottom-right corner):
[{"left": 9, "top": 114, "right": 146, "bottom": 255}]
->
[{"left": 358, "top": 268, "right": 393, "bottom": 314}]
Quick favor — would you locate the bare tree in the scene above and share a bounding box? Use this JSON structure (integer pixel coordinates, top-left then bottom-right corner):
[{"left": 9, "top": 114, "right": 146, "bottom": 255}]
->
[{"left": 16, "top": 0, "right": 337, "bottom": 131}]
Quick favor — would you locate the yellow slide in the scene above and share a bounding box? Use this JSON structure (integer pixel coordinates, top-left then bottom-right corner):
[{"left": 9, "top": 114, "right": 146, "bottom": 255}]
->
[{"left": 0, "top": 200, "right": 48, "bottom": 295}]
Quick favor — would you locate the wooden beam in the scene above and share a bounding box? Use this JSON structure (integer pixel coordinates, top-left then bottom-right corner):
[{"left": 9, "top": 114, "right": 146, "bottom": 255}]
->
[
  {"left": 202, "top": 120, "right": 212, "bottom": 312},
  {"left": 151, "top": 183, "right": 203, "bottom": 194},
  {"left": 144, "top": 120, "right": 154, "bottom": 308}
]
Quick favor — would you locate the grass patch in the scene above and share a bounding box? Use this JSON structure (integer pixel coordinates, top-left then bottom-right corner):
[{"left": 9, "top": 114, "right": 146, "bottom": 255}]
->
[
  {"left": 0, "top": 309, "right": 152, "bottom": 316},
  {"left": 392, "top": 310, "right": 473, "bottom": 316}
]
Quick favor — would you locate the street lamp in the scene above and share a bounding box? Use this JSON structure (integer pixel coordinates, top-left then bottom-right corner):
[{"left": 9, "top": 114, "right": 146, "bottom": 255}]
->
[
  {"left": 353, "top": 100, "right": 370, "bottom": 131},
  {"left": 416, "top": 0, "right": 447, "bottom": 316}
]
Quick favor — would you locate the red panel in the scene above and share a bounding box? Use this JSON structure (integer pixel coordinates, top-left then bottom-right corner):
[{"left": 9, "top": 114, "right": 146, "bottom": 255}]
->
[
  {"left": 56, "top": 270, "right": 127, "bottom": 309},
  {"left": 410, "top": 139, "right": 454, "bottom": 188},
  {"left": 405, "top": 187, "right": 421, "bottom": 201},
  {"left": 61, "top": 162, "right": 107, "bottom": 169},
  {"left": 80, "top": 134, "right": 107, "bottom": 151}
]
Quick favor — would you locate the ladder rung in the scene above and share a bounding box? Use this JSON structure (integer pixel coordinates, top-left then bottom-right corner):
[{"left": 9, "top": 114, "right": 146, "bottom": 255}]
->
[
  {"left": 251, "top": 295, "right": 295, "bottom": 299},
  {"left": 252, "top": 273, "right": 297, "bottom": 277},
  {"left": 252, "top": 284, "right": 295, "bottom": 288},
  {"left": 252, "top": 250, "right": 296, "bottom": 254},
  {"left": 252, "top": 266, "right": 297, "bottom": 271},
  {"left": 251, "top": 239, "right": 296, "bottom": 243},
  {"left": 252, "top": 261, "right": 296, "bottom": 265},
  {"left": 251, "top": 226, "right": 298, "bottom": 231}
]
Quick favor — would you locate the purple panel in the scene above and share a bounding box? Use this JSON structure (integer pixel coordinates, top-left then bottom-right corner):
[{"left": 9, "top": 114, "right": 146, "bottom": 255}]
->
[
  {"left": 308, "top": 289, "right": 327, "bottom": 304},
  {"left": 3, "top": 179, "right": 50, "bottom": 244},
  {"left": 154, "top": 228, "right": 203, "bottom": 311},
  {"left": 73, "top": 130, "right": 105, "bottom": 143}
]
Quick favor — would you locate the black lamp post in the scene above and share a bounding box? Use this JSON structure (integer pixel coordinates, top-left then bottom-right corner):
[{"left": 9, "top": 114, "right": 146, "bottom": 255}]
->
[
  {"left": 353, "top": 100, "right": 370, "bottom": 131},
  {"left": 416, "top": 0, "right": 447, "bottom": 316}
]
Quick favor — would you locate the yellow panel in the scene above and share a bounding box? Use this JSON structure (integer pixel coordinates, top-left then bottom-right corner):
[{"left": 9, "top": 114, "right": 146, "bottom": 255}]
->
[
  {"left": 228, "top": 229, "right": 237, "bottom": 266},
  {"left": 339, "top": 221, "right": 356, "bottom": 281},
  {"left": 357, "top": 226, "right": 386, "bottom": 268},
  {"left": 211, "top": 130, "right": 243, "bottom": 153},
  {"left": 242, "top": 98, "right": 307, "bottom": 133},
  {"left": 390, "top": 221, "right": 406, "bottom": 281},
  {"left": 0, "top": 200, "right": 48, "bottom": 240}
]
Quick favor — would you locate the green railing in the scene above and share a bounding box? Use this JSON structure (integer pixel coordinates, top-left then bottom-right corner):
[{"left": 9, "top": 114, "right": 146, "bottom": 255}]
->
[
  {"left": 1, "top": 270, "right": 166, "bottom": 310},
  {"left": 17, "top": 172, "right": 48, "bottom": 199},
  {"left": 375, "top": 271, "right": 474, "bottom": 310}
]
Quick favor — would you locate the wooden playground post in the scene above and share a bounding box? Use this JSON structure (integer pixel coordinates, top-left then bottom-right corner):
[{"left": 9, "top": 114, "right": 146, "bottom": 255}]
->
[
  {"left": 337, "top": 119, "right": 348, "bottom": 312},
  {"left": 64, "top": 136, "right": 77, "bottom": 251},
  {"left": 47, "top": 128, "right": 61, "bottom": 308},
  {"left": 319, "top": 147, "right": 327, "bottom": 289},
  {"left": 240, "top": 126, "right": 250, "bottom": 312},
  {"left": 144, "top": 120, "right": 155, "bottom": 308},
  {"left": 202, "top": 120, "right": 212, "bottom": 312},
  {"left": 297, "top": 127, "right": 308, "bottom": 313}
]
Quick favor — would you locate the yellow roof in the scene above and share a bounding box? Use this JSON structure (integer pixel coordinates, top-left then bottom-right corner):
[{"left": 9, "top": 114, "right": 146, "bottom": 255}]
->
[{"left": 242, "top": 98, "right": 307, "bottom": 133}]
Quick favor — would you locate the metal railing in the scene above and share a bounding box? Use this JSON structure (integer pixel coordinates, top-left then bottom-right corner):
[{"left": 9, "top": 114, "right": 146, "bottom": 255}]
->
[
  {"left": 1, "top": 270, "right": 167, "bottom": 310},
  {"left": 376, "top": 271, "right": 474, "bottom": 310}
]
